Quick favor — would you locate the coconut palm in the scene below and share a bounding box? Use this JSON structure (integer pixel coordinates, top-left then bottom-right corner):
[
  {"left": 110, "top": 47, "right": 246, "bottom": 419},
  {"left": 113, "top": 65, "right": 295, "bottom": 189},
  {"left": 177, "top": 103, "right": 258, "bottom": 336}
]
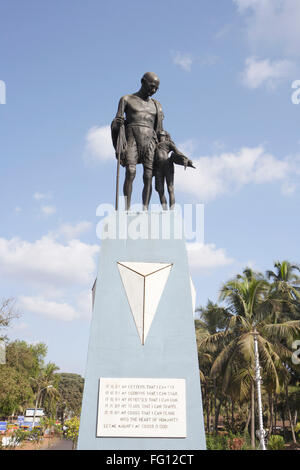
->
[
  {"left": 31, "top": 362, "right": 60, "bottom": 419},
  {"left": 196, "top": 301, "right": 231, "bottom": 432},
  {"left": 266, "top": 260, "right": 300, "bottom": 322},
  {"left": 199, "top": 273, "right": 300, "bottom": 448},
  {"left": 196, "top": 300, "right": 230, "bottom": 335}
]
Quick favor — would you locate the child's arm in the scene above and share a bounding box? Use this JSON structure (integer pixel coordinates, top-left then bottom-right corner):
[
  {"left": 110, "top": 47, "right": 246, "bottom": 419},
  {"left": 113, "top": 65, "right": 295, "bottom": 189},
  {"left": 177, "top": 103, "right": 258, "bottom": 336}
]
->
[{"left": 168, "top": 142, "right": 195, "bottom": 169}]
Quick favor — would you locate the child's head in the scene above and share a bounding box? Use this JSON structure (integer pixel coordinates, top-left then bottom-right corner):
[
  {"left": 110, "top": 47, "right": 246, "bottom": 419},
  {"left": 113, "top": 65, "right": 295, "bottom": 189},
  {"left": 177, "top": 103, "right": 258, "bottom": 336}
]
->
[{"left": 158, "top": 130, "right": 171, "bottom": 142}]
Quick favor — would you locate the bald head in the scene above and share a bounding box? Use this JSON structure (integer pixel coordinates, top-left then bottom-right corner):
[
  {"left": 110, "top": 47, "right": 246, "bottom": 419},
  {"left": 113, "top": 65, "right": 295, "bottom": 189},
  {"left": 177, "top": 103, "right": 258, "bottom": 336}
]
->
[
  {"left": 141, "top": 72, "right": 160, "bottom": 97},
  {"left": 142, "top": 72, "right": 160, "bottom": 83}
]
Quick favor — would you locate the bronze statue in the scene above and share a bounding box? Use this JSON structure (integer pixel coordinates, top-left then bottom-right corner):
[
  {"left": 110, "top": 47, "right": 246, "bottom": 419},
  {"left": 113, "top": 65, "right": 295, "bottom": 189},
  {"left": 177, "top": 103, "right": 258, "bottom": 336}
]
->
[
  {"left": 111, "top": 72, "right": 163, "bottom": 210},
  {"left": 111, "top": 72, "right": 194, "bottom": 210},
  {"left": 154, "top": 131, "right": 195, "bottom": 210}
]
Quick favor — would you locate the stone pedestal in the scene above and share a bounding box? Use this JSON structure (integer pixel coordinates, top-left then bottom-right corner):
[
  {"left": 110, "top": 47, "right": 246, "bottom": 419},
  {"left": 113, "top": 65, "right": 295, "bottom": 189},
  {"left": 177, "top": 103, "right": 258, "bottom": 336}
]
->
[{"left": 77, "top": 211, "right": 206, "bottom": 450}]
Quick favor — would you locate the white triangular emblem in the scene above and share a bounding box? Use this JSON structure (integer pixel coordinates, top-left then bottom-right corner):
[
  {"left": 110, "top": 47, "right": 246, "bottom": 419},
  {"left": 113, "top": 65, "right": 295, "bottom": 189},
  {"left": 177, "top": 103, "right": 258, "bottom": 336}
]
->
[
  {"left": 190, "top": 277, "right": 196, "bottom": 314},
  {"left": 117, "top": 262, "right": 172, "bottom": 345}
]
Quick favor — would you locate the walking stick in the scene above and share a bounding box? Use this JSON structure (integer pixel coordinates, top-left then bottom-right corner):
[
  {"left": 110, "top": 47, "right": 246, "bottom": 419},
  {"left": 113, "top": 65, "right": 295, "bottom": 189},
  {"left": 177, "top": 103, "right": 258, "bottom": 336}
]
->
[
  {"left": 113, "top": 120, "right": 126, "bottom": 211},
  {"left": 115, "top": 147, "right": 121, "bottom": 211}
]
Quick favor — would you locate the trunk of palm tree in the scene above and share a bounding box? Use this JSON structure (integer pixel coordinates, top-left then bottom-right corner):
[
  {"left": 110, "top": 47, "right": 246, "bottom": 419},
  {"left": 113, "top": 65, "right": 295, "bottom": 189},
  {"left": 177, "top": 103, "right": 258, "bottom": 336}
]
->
[
  {"left": 285, "top": 384, "right": 297, "bottom": 443},
  {"left": 214, "top": 397, "right": 223, "bottom": 433},
  {"left": 282, "top": 408, "right": 286, "bottom": 436},
  {"left": 210, "top": 396, "right": 213, "bottom": 432},
  {"left": 231, "top": 399, "right": 234, "bottom": 432},
  {"left": 274, "top": 394, "right": 277, "bottom": 432},
  {"left": 213, "top": 378, "right": 217, "bottom": 432},
  {"left": 268, "top": 393, "right": 274, "bottom": 435},
  {"left": 267, "top": 393, "right": 271, "bottom": 432},
  {"left": 38, "top": 392, "right": 42, "bottom": 408},
  {"left": 244, "top": 403, "right": 251, "bottom": 435},
  {"left": 226, "top": 400, "right": 229, "bottom": 428},
  {"left": 206, "top": 393, "right": 210, "bottom": 433},
  {"left": 251, "top": 382, "right": 255, "bottom": 449}
]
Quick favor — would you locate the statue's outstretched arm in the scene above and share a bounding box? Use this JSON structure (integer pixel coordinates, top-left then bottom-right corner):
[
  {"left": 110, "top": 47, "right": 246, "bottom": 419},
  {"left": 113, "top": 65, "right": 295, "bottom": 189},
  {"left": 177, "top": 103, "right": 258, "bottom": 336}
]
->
[{"left": 169, "top": 142, "right": 196, "bottom": 169}]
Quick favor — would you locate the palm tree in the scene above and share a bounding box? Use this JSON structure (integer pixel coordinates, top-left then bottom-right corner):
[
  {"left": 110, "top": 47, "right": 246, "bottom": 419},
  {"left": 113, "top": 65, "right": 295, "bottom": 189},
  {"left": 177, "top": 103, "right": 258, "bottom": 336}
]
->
[
  {"left": 31, "top": 362, "right": 60, "bottom": 418},
  {"left": 200, "top": 273, "right": 300, "bottom": 448},
  {"left": 266, "top": 260, "right": 300, "bottom": 442},
  {"left": 266, "top": 260, "right": 300, "bottom": 322},
  {"left": 196, "top": 300, "right": 230, "bottom": 335},
  {"left": 196, "top": 301, "right": 231, "bottom": 433}
]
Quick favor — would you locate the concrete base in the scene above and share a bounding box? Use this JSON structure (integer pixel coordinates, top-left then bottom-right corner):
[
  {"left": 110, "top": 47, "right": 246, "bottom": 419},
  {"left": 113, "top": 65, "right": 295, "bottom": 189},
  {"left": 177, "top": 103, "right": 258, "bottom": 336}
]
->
[{"left": 77, "top": 212, "right": 206, "bottom": 450}]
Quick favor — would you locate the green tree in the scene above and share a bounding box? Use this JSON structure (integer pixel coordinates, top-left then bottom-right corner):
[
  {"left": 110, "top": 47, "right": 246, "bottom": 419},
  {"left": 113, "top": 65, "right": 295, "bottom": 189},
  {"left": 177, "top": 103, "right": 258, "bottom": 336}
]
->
[
  {"left": 31, "top": 362, "right": 60, "bottom": 420},
  {"left": 56, "top": 373, "right": 84, "bottom": 422},
  {"left": 266, "top": 260, "right": 300, "bottom": 322},
  {"left": 200, "top": 273, "right": 300, "bottom": 448},
  {"left": 196, "top": 300, "right": 230, "bottom": 335},
  {"left": 6, "top": 340, "right": 47, "bottom": 379},
  {"left": 196, "top": 301, "right": 230, "bottom": 432},
  {"left": 0, "top": 366, "right": 33, "bottom": 417},
  {"left": 1, "top": 340, "right": 60, "bottom": 420},
  {"left": 64, "top": 416, "right": 80, "bottom": 450}
]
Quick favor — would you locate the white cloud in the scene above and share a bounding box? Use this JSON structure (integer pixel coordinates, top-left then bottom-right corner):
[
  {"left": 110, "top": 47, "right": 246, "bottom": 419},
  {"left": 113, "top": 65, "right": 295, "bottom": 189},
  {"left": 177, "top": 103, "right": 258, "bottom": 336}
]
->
[
  {"left": 234, "top": 1, "right": 300, "bottom": 92},
  {"left": 41, "top": 205, "right": 56, "bottom": 215},
  {"left": 54, "top": 221, "right": 92, "bottom": 240},
  {"left": 84, "top": 125, "right": 115, "bottom": 163},
  {"left": 234, "top": 0, "right": 260, "bottom": 12},
  {"left": 76, "top": 289, "right": 93, "bottom": 320},
  {"left": 187, "top": 243, "right": 234, "bottom": 271},
  {"left": 214, "top": 23, "right": 233, "bottom": 40},
  {"left": 177, "top": 139, "right": 197, "bottom": 157},
  {"left": 233, "top": 0, "right": 300, "bottom": 58},
  {"left": 19, "top": 296, "right": 79, "bottom": 322},
  {"left": 0, "top": 234, "right": 98, "bottom": 323},
  {"left": 173, "top": 52, "right": 194, "bottom": 72},
  {"left": 175, "top": 145, "right": 296, "bottom": 201},
  {"left": 8, "top": 321, "right": 29, "bottom": 338},
  {"left": 212, "top": 141, "right": 226, "bottom": 151},
  {"left": 34, "top": 192, "right": 48, "bottom": 201},
  {"left": 0, "top": 236, "right": 98, "bottom": 287},
  {"left": 14, "top": 322, "right": 29, "bottom": 331},
  {"left": 280, "top": 180, "right": 297, "bottom": 196},
  {"left": 172, "top": 52, "right": 218, "bottom": 71},
  {"left": 241, "top": 57, "right": 296, "bottom": 89}
]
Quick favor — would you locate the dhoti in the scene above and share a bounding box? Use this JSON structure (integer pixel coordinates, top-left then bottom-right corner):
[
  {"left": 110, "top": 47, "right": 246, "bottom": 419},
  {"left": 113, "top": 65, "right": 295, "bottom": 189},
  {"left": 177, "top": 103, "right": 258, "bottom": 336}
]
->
[{"left": 124, "top": 124, "right": 158, "bottom": 171}]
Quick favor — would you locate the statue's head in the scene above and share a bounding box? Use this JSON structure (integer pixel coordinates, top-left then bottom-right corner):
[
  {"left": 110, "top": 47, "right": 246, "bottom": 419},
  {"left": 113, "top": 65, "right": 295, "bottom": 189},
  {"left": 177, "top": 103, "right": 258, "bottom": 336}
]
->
[{"left": 141, "top": 72, "right": 160, "bottom": 97}]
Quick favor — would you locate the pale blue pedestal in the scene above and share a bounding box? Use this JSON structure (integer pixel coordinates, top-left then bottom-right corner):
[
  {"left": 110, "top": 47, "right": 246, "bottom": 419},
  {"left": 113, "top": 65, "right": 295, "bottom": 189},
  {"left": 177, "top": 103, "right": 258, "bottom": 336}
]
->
[{"left": 77, "top": 212, "right": 206, "bottom": 450}]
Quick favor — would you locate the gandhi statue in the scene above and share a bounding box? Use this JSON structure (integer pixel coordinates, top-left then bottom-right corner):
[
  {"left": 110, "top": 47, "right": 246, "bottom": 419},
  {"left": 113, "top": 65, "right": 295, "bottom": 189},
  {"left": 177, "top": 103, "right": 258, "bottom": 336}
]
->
[{"left": 111, "top": 72, "right": 164, "bottom": 210}]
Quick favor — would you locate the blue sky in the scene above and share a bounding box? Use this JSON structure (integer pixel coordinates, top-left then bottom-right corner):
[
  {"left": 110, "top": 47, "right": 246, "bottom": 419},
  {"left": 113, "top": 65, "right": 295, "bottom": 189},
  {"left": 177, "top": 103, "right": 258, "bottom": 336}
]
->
[{"left": 1, "top": 0, "right": 300, "bottom": 375}]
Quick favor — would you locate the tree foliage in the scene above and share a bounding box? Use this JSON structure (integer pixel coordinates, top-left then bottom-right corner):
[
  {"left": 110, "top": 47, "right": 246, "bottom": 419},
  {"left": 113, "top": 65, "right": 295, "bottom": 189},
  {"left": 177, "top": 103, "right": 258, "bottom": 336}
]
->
[
  {"left": 6, "top": 340, "right": 47, "bottom": 379},
  {"left": 0, "top": 366, "right": 33, "bottom": 417},
  {"left": 196, "top": 261, "right": 300, "bottom": 448},
  {"left": 56, "top": 373, "right": 84, "bottom": 419},
  {"left": 63, "top": 416, "right": 80, "bottom": 449}
]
